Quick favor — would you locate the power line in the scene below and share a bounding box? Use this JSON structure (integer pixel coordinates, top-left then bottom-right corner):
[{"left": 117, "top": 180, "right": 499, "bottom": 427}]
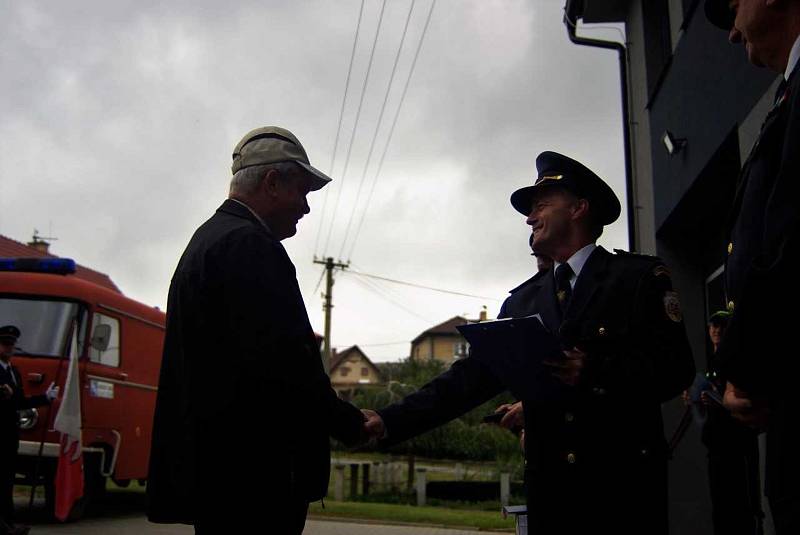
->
[
  {"left": 321, "top": 0, "right": 388, "bottom": 257},
  {"left": 339, "top": 340, "right": 409, "bottom": 348},
  {"left": 312, "top": 265, "right": 326, "bottom": 296},
  {"left": 337, "top": 0, "right": 417, "bottom": 259},
  {"left": 352, "top": 275, "right": 433, "bottom": 323},
  {"left": 314, "top": 0, "right": 366, "bottom": 258},
  {"left": 347, "top": 0, "right": 437, "bottom": 261},
  {"left": 347, "top": 268, "right": 500, "bottom": 301}
]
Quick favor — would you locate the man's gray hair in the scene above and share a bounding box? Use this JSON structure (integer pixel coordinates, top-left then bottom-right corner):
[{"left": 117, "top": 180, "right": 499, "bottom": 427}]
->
[{"left": 229, "top": 161, "right": 300, "bottom": 195}]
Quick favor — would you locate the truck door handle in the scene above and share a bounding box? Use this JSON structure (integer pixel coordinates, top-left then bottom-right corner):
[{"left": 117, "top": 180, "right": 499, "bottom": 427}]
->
[
  {"left": 117, "top": 372, "right": 128, "bottom": 381},
  {"left": 27, "top": 373, "right": 44, "bottom": 384}
]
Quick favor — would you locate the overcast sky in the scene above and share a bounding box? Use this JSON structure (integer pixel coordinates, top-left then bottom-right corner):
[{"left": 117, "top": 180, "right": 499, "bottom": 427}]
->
[{"left": 0, "top": 0, "right": 626, "bottom": 362}]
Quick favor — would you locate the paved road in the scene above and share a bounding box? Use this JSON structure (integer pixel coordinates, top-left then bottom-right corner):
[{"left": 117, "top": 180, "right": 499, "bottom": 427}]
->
[
  {"left": 15, "top": 492, "right": 486, "bottom": 535},
  {"left": 26, "top": 516, "right": 485, "bottom": 534}
]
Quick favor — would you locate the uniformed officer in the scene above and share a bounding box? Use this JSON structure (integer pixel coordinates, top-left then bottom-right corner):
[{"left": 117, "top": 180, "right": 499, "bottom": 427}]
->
[
  {"left": 0, "top": 326, "right": 58, "bottom": 535},
  {"left": 700, "top": 311, "right": 763, "bottom": 535},
  {"left": 705, "top": 2, "right": 800, "bottom": 532},
  {"left": 362, "top": 151, "right": 695, "bottom": 535}
]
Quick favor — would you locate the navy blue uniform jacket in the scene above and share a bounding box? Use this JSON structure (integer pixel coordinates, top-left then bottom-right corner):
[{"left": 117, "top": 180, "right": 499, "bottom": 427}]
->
[
  {"left": 719, "top": 66, "right": 800, "bottom": 513},
  {"left": 378, "top": 246, "right": 694, "bottom": 535}
]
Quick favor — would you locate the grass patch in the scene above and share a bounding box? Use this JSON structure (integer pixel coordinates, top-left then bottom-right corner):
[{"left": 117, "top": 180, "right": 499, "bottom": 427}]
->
[{"left": 308, "top": 500, "right": 515, "bottom": 531}]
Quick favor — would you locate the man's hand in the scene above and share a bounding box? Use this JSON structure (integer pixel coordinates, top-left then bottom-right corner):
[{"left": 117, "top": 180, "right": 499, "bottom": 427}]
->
[
  {"left": 46, "top": 382, "right": 60, "bottom": 402},
  {"left": 0, "top": 384, "right": 11, "bottom": 400},
  {"left": 361, "top": 409, "right": 386, "bottom": 441},
  {"left": 723, "top": 381, "right": 769, "bottom": 430},
  {"left": 543, "top": 347, "right": 587, "bottom": 386},
  {"left": 494, "top": 402, "right": 524, "bottom": 431}
]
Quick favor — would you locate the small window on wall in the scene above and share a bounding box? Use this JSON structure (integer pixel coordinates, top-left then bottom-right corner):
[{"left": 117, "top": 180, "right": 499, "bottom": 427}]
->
[
  {"left": 89, "top": 313, "right": 120, "bottom": 367},
  {"left": 361, "top": 367, "right": 369, "bottom": 377}
]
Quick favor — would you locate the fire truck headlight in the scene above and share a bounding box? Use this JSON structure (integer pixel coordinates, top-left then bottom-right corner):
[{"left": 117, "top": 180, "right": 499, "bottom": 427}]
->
[{"left": 18, "top": 408, "right": 39, "bottom": 430}]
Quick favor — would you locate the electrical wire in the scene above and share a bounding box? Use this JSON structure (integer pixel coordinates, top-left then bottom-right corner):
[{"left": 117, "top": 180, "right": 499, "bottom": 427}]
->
[
  {"left": 314, "top": 0, "right": 366, "bottom": 258},
  {"left": 347, "top": 268, "right": 500, "bottom": 301},
  {"left": 311, "top": 265, "right": 326, "bottom": 296},
  {"left": 336, "top": 0, "right": 417, "bottom": 259},
  {"left": 351, "top": 275, "right": 434, "bottom": 323},
  {"left": 346, "top": 0, "right": 437, "bottom": 261},
  {"left": 321, "top": 0, "right": 388, "bottom": 257}
]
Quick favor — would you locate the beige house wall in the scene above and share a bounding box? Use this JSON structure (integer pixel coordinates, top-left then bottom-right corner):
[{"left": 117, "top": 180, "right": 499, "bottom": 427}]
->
[
  {"left": 411, "top": 334, "right": 468, "bottom": 365},
  {"left": 331, "top": 353, "right": 381, "bottom": 386}
]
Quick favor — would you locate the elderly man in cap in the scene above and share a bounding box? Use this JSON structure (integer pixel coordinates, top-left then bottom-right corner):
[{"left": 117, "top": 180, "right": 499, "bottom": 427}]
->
[
  {"left": 1, "top": 326, "right": 58, "bottom": 535},
  {"left": 147, "top": 127, "right": 366, "bottom": 534},
  {"left": 363, "top": 151, "right": 694, "bottom": 535},
  {"left": 705, "top": 1, "right": 800, "bottom": 531}
]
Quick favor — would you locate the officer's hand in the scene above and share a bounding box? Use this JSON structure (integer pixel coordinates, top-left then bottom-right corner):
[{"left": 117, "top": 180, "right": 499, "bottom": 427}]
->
[
  {"left": 0, "top": 384, "right": 11, "bottom": 399},
  {"left": 723, "top": 381, "right": 769, "bottom": 430},
  {"left": 498, "top": 402, "right": 524, "bottom": 431},
  {"left": 45, "top": 382, "right": 60, "bottom": 402},
  {"left": 361, "top": 409, "right": 386, "bottom": 441},
  {"left": 681, "top": 389, "right": 691, "bottom": 406},
  {"left": 544, "top": 347, "right": 587, "bottom": 386}
]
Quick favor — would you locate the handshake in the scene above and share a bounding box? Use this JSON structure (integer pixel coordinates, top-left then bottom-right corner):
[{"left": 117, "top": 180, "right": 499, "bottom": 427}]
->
[{"left": 359, "top": 409, "right": 386, "bottom": 443}]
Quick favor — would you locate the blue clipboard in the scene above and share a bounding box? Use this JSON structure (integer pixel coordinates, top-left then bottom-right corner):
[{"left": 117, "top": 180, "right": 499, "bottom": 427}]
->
[{"left": 456, "top": 315, "right": 567, "bottom": 402}]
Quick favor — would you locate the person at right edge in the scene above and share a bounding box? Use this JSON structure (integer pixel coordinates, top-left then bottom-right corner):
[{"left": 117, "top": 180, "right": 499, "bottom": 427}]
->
[
  {"left": 702, "top": 311, "right": 763, "bottom": 535},
  {"left": 362, "top": 151, "right": 695, "bottom": 535},
  {"left": 704, "top": 1, "right": 800, "bottom": 532}
]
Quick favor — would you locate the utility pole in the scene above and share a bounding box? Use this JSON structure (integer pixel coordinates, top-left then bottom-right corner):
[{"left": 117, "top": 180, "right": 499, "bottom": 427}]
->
[{"left": 313, "top": 256, "right": 349, "bottom": 373}]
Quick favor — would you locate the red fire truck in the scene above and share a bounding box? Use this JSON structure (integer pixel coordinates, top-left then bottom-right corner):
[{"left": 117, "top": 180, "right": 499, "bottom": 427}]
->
[{"left": 0, "top": 258, "right": 165, "bottom": 520}]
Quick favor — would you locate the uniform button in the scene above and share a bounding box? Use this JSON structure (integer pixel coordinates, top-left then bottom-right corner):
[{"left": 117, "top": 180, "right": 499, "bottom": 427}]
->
[
  {"left": 566, "top": 453, "right": 577, "bottom": 464},
  {"left": 565, "top": 412, "right": 575, "bottom": 423},
  {"left": 727, "top": 300, "right": 735, "bottom": 312},
  {"left": 727, "top": 242, "right": 733, "bottom": 255},
  {"left": 592, "top": 387, "right": 606, "bottom": 396},
  {"left": 598, "top": 327, "right": 606, "bottom": 336},
  {"left": 641, "top": 449, "right": 648, "bottom": 456}
]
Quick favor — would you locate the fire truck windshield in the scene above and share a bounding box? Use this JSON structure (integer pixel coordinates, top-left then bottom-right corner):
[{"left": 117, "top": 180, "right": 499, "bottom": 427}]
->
[{"left": 0, "top": 297, "right": 79, "bottom": 357}]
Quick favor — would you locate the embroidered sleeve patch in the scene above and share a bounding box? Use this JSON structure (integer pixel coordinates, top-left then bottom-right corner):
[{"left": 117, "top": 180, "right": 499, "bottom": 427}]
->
[{"left": 664, "top": 291, "right": 683, "bottom": 322}]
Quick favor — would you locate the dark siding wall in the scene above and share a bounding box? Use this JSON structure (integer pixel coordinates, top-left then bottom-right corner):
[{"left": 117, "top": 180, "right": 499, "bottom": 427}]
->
[{"left": 645, "top": 12, "right": 776, "bottom": 230}]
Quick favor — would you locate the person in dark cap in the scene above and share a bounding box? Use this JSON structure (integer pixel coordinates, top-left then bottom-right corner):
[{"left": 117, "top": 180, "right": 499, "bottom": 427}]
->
[
  {"left": 704, "top": 2, "right": 800, "bottom": 532},
  {"left": 699, "top": 311, "right": 764, "bottom": 535},
  {"left": 362, "top": 151, "right": 694, "bottom": 535},
  {"left": 147, "top": 127, "right": 366, "bottom": 534},
  {"left": 1, "top": 326, "right": 58, "bottom": 535}
]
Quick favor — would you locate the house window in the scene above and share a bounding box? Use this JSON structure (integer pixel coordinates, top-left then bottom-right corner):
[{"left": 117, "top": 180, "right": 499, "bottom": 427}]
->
[
  {"left": 340, "top": 367, "right": 350, "bottom": 377},
  {"left": 361, "top": 367, "right": 369, "bottom": 377},
  {"left": 89, "top": 313, "right": 120, "bottom": 367}
]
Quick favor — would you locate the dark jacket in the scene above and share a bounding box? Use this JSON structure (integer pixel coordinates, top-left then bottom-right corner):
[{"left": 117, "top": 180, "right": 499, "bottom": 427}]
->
[
  {"left": 0, "top": 363, "right": 48, "bottom": 450},
  {"left": 147, "top": 200, "right": 364, "bottom": 525},
  {"left": 719, "top": 66, "right": 800, "bottom": 507},
  {"left": 378, "top": 246, "right": 694, "bottom": 535}
]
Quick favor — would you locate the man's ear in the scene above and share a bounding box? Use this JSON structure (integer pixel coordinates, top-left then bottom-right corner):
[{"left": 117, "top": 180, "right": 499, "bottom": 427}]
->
[
  {"left": 260, "top": 168, "right": 281, "bottom": 198},
  {"left": 570, "top": 198, "right": 590, "bottom": 221}
]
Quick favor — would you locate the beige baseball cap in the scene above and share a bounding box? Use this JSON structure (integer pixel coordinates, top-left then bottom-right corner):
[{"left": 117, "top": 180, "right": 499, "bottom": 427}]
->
[{"left": 231, "top": 126, "right": 332, "bottom": 190}]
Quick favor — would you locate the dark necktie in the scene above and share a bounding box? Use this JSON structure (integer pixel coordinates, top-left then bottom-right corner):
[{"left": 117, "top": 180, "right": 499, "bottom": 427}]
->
[
  {"left": 3, "top": 364, "right": 15, "bottom": 385},
  {"left": 555, "top": 263, "right": 574, "bottom": 317}
]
